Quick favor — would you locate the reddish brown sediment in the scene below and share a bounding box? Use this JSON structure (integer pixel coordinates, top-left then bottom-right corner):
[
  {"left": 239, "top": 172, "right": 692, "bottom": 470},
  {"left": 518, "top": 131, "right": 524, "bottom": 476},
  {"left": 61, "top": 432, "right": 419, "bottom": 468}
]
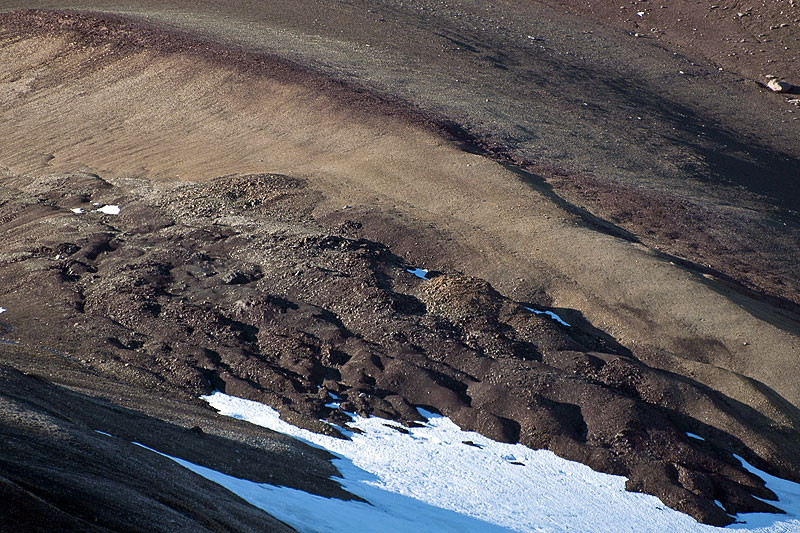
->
[
  {"left": 528, "top": 0, "right": 800, "bottom": 87},
  {"left": 0, "top": 9, "right": 457, "bottom": 134},
  {"left": 2, "top": 167, "right": 797, "bottom": 527}
]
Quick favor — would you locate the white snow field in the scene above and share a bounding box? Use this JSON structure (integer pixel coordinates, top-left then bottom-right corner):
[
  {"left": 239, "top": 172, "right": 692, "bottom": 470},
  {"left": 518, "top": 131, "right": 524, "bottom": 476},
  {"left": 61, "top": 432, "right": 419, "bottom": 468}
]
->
[{"left": 172, "top": 392, "right": 800, "bottom": 533}]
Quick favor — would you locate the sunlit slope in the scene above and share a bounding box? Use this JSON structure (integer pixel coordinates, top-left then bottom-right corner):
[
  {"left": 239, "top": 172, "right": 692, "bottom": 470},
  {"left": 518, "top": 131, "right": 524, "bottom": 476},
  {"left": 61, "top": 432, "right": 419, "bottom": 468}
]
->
[{"left": 1, "top": 11, "right": 798, "bottom": 441}]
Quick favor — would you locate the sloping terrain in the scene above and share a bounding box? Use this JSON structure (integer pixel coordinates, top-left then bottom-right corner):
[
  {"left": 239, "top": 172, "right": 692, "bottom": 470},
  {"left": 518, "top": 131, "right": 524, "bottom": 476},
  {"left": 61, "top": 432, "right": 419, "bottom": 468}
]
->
[
  {"left": 3, "top": 159, "right": 796, "bottom": 527},
  {"left": 2, "top": 0, "right": 798, "bottom": 310},
  {"left": 0, "top": 362, "right": 331, "bottom": 532},
  {"left": 0, "top": 5, "right": 799, "bottom": 530},
  {"left": 540, "top": 0, "right": 800, "bottom": 87}
]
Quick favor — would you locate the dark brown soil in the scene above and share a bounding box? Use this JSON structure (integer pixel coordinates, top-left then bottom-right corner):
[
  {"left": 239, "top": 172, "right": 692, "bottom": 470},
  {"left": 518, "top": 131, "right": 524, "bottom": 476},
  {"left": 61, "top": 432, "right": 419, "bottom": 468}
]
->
[
  {"left": 0, "top": 362, "right": 335, "bottom": 532},
  {"left": 536, "top": 0, "right": 800, "bottom": 87}
]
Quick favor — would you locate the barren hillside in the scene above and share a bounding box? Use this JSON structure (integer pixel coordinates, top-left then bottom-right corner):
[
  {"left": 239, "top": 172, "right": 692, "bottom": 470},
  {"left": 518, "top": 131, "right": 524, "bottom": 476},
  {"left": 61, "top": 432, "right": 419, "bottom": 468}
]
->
[{"left": 1, "top": 4, "right": 798, "bottom": 530}]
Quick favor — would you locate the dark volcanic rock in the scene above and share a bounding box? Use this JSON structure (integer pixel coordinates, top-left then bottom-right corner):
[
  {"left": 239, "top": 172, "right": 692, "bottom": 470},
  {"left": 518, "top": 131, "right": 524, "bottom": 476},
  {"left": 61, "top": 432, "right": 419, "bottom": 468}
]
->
[
  {"left": 1, "top": 170, "right": 798, "bottom": 526},
  {"left": 0, "top": 362, "right": 341, "bottom": 532}
]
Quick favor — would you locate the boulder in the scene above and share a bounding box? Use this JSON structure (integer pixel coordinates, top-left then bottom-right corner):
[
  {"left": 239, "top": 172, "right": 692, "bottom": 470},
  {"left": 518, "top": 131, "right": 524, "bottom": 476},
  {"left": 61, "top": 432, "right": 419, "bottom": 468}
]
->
[{"left": 766, "top": 78, "right": 792, "bottom": 92}]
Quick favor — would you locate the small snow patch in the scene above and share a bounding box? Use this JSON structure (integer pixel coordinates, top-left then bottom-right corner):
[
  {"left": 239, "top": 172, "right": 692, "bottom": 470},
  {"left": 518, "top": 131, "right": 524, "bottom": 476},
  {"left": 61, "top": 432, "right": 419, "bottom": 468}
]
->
[
  {"left": 95, "top": 430, "right": 113, "bottom": 437},
  {"left": 686, "top": 432, "right": 705, "bottom": 441},
  {"left": 70, "top": 207, "right": 84, "bottom": 214},
  {"left": 94, "top": 204, "right": 121, "bottom": 215},
  {"left": 0, "top": 307, "right": 6, "bottom": 314},
  {"left": 406, "top": 267, "right": 429, "bottom": 280},
  {"left": 325, "top": 391, "right": 342, "bottom": 409},
  {"left": 525, "top": 306, "right": 571, "bottom": 327}
]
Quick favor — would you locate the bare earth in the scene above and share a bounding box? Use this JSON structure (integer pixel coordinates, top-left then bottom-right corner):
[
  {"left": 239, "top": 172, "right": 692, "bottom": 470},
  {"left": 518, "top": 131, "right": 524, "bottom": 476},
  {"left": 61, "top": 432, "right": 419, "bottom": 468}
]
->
[{"left": 0, "top": 2, "right": 798, "bottom": 530}]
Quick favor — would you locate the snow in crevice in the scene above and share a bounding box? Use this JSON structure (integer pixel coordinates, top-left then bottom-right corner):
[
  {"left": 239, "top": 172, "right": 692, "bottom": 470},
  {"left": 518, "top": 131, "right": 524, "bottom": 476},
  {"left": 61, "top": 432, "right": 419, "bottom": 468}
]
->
[
  {"left": 190, "top": 392, "right": 800, "bottom": 533},
  {"left": 525, "top": 306, "right": 571, "bottom": 327},
  {"left": 727, "top": 455, "right": 800, "bottom": 530},
  {"left": 406, "top": 267, "right": 429, "bottom": 280},
  {"left": 687, "top": 432, "right": 706, "bottom": 441},
  {"left": 0, "top": 307, "right": 6, "bottom": 314},
  {"left": 324, "top": 391, "right": 342, "bottom": 409}
]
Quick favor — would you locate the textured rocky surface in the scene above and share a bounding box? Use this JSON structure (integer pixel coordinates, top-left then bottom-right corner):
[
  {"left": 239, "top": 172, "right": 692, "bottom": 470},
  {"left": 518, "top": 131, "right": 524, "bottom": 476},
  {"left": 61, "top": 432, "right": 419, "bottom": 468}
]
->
[
  {"left": 1, "top": 5, "right": 799, "bottom": 529},
  {"left": 1, "top": 169, "right": 797, "bottom": 526}
]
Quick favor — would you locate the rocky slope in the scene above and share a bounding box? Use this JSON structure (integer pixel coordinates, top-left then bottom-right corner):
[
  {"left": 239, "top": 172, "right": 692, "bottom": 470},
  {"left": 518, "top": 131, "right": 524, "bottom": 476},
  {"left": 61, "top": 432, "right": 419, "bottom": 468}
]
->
[
  {"left": 1, "top": 6, "right": 799, "bottom": 530},
  {"left": 3, "top": 0, "right": 798, "bottom": 310},
  {"left": 1, "top": 165, "right": 797, "bottom": 526}
]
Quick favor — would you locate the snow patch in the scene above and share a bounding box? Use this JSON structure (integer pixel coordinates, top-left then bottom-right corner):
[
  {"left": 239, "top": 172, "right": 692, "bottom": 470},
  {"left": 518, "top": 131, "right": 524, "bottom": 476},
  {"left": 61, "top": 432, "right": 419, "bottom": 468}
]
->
[
  {"left": 0, "top": 307, "right": 6, "bottom": 314},
  {"left": 406, "top": 267, "right": 429, "bottom": 280},
  {"left": 70, "top": 207, "right": 84, "bottom": 214},
  {"left": 687, "top": 432, "right": 706, "bottom": 441},
  {"left": 727, "top": 455, "right": 800, "bottom": 529},
  {"left": 95, "top": 430, "right": 113, "bottom": 437},
  {"left": 94, "top": 204, "right": 121, "bottom": 215},
  {"left": 525, "top": 306, "right": 571, "bottom": 327},
  {"left": 196, "top": 392, "right": 800, "bottom": 532},
  {"left": 134, "top": 436, "right": 509, "bottom": 532},
  {"left": 325, "top": 392, "right": 342, "bottom": 409}
]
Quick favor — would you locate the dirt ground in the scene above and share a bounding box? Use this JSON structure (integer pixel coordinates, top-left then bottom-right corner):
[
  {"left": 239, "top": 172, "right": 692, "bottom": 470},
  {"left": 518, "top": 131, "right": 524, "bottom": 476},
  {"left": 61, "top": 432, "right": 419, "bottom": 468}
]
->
[
  {"left": 537, "top": 0, "right": 800, "bottom": 87},
  {"left": 0, "top": 3, "right": 798, "bottom": 529},
  {"left": 3, "top": 0, "right": 798, "bottom": 308}
]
